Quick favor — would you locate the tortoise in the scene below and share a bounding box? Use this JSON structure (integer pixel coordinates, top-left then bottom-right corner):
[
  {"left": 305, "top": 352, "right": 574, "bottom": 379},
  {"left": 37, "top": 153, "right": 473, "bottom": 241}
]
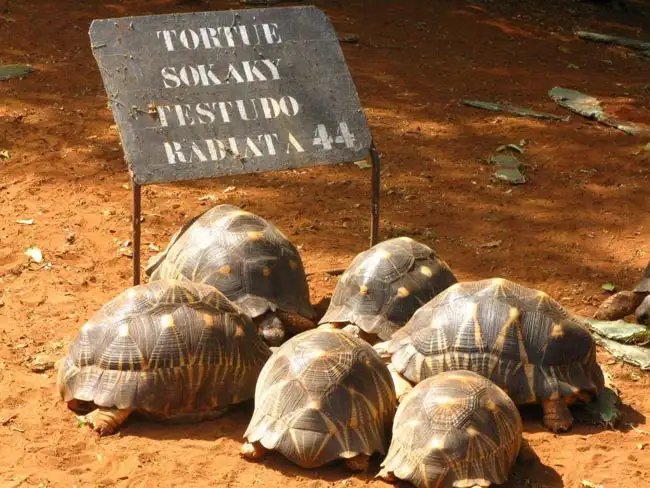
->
[
  {"left": 378, "top": 370, "right": 535, "bottom": 488},
  {"left": 377, "top": 278, "right": 605, "bottom": 432},
  {"left": 240, "top": 328, "right": 397, "bottom": 471},
  {"left": 146, "top": 204, "right": 316, "bottom": 346},
  {"left": 57, "top": 279, "right": 272, "bottom": 435},
  {"left": 594, "top": 260, "right": 650, "bottom": 325},
  {"left": 318, "top": 236, "right": 458, "bottom": 342}
]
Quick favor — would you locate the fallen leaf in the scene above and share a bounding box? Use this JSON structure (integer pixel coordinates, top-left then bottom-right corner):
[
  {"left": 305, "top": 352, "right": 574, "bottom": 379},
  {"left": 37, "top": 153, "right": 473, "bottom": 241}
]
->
[
  {"left": 16, "top": 219, "right": 33, "bottom": 225},
  {"left": 480, "top": 240, "right": 502, "bottom": 248},
  {"left": 0, "top": 149, "right": 10, "bottom": 160},
  {"left": 354, "top": 160, "right": 372, "bottom": 170},
  {"left": 496, "top": 143, "right": 525, "bottom": 154},
  {"left": 148, "top": 243, "right": 160, "bottom": 252},
  {"left": 581, "top": 481, "right": 603, "bottom": 488},
  {"left": 223, "top": 186, "right": 236, "bottom": 193},
  {"left": 601, "top": 282, "right": 616, "bottom": 292},
  {"left": 198, "top": 194, "right": 217, "bottom": 201},
  {"left": 0, "top": 64, "right": 34, "bottom": 81},
  {"left": 338, "top": 34, "right": 360, "bottom": 44},
  {"left": 24, "top": 246, "right": 43, "bottom": 263}
]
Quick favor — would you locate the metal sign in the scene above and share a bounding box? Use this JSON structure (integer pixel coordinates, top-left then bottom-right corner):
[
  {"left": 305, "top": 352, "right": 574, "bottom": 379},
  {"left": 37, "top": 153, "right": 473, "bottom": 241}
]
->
[
  {"left": 88, "top": 6, "right": 381, "bottom": 286},
  {"left": 89, "top": 6, "right": 372, "bottom": 185}
]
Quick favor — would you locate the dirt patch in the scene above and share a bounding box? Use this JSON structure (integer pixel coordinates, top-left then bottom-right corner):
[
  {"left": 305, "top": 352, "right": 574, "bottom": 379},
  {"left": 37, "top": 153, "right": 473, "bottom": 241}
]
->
[{"left": 1, "top": 0, "right": 649, "bottom": 487}]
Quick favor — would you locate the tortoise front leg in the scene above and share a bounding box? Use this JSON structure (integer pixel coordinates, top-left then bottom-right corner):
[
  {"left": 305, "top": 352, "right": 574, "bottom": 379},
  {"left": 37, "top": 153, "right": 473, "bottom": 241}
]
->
[
  {"left": 83, "top": 407, "right": 133, "bottom": 436},
  {"left": 344, "top": 453, "right": 370, "bottom": 472},
  {"left": 541, "top": 399, "right": 573, "bottom": 432},
  {"left": 240, "top": 441, "right": 267, "bottom": 461}
]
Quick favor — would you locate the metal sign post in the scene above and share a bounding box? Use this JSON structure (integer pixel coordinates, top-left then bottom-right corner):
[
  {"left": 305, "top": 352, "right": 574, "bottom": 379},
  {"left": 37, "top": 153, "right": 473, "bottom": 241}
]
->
[{"left": 89, "top": 6, "right": 381, "bottom": 286}]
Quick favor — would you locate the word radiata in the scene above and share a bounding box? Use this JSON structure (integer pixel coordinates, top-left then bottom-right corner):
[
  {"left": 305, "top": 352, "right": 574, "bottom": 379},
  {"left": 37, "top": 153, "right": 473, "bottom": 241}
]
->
[{"left": 164, "top": 122, "right": 357, "bottom": 165}]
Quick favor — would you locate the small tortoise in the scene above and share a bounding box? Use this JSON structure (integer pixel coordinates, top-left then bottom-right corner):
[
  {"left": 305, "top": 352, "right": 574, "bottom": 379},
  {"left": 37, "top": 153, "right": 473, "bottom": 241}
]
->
[
  {"left": 146, "top": 204, "right": 316, "bottom": 346},
  {"left": 319, "top": 237, "right": 458, "bottom": 342},
  {"left": 57, "top": 279, "right": 272, "bottom": 435},
  {"left": 241, "top": 328, "right": 397, "bottom": 471},
  {"left": 594, "top": 261, "right": 650, "bottom": 325},
  {"left": 378, "top": 370, "right": 534, "bottom": 488},
  {"left": 378, "top": 278, "right": 604, "bottom": 432}
]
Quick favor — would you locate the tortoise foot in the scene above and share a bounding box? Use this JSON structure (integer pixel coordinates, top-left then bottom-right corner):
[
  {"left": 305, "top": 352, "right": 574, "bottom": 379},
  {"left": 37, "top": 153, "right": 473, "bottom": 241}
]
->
[
  {"left": 240, "top": 441, "right": 266, "bottom": 461},
  {"left": 83, "top": 407, "right": 132, "bottom": 436},
  {"left": 344, "top": 454, "right": 370, "bottom": 472},
  {"left": 542, "top": 399, "right": 573, "bottom": 432},
  {"left": 594, "top": 291, "right": 644, "bottom": 321},
  {"left": 376, "top": 469, "right": 397, "bottom": 483}
]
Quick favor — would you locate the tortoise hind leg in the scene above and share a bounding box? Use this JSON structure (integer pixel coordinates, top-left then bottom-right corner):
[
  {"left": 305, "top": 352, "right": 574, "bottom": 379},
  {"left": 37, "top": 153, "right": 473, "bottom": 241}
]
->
[
  {"left": 344, "top": 454, "right": 370, "bottom": 472},
  {"left": 241, "top": 441, "right": 267, "bottom": 461},
  {"left": 83, "top": 407, "right": 133, "bottom": 436},
  {"left": 516, "top": 438, "right": 539, "bottom": 465},
  {"left": 387, "top": 363, "right": 413, "bottom": 403},
  {"left": 541, "top": 399, "right": 573, "bottom": 432}
]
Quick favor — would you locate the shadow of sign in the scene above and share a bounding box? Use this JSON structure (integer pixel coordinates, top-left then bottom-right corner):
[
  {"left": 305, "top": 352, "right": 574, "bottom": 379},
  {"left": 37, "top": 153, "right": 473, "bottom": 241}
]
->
[{"left": 89, "top": 5, "right": 380, "bottom": 285}]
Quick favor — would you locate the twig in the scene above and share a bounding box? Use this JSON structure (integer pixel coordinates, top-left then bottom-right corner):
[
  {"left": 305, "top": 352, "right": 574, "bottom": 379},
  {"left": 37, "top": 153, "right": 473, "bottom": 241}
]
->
[{"left": 306, "top": 267, "right": 346, "bottom": 277}]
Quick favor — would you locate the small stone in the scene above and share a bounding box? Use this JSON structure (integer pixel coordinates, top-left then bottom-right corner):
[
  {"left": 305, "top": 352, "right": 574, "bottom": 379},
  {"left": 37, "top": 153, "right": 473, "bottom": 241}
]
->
[
  {"left": 30, "top": 355, "right": 55, "bottom": 373},
  {"left": 66, "top": 232, "right": 76, "bottom": 244}
]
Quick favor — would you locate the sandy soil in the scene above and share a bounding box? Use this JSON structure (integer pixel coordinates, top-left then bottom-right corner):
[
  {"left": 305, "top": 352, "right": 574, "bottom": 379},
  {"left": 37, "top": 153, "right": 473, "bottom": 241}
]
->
[{"left": 1, "top": 0, "right": 649, "bottom": 486}]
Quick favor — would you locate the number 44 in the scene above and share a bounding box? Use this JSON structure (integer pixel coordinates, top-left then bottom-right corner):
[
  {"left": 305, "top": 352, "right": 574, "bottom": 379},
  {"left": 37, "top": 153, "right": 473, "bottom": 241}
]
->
[{"left": 312, "top": 122, "right": 356, "bottom": 150}]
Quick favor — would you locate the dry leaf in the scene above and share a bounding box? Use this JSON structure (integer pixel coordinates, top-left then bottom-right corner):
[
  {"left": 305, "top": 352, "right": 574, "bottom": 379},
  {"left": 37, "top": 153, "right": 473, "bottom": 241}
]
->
[{"left": 24, "top": 246, "right": 43, "bottom": 263}]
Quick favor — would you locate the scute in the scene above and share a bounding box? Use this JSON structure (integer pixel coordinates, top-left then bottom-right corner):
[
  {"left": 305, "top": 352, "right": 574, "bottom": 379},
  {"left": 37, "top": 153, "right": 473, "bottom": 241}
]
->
[
  {"left": 57, "top": 279, "right": 272, "bottom": 418},
  {"left": 145, "top": 204, "right": 315, "bottom": 322},
  {"left": 379, "top": 370, "right": 522, "bottom": 488},
  {"left": 388, "top": 278, "right": 604, "bottom": 405},
  {"left": 319, "top": 237, "right": 458, "bottom": 340},
  {"left": 244, "top": 328, "right": 397, "bottom": 468}
]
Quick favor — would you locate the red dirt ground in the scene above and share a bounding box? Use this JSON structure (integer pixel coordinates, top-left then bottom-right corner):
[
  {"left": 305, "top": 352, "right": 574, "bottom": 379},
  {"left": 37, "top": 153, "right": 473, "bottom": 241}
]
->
[{"left": 1, "top": 0, "right": 649, "bottom": 486}]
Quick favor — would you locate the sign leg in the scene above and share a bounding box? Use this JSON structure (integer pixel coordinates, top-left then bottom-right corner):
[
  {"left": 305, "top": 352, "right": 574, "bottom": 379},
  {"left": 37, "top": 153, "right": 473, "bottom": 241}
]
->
[
  {"left": 133, "top": 182, "right": 142, "bottom": 286},
  {"left": 369, "top": 141, "right": 381, "bottom": 246}
]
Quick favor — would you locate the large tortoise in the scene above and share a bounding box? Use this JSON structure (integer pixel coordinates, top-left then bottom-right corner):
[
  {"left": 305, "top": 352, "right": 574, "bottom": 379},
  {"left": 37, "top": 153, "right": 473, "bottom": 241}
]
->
[
  {"left": 57, "top": 279, "right": 272, "bottom": 435},
  {"left": 241, "top": 328, "right": 397, "bottom": 471},
  {"left": 594, "top": 261, "right": 650, "bottom": 325},
  {"left": 378, "top": 278, "right": 605, "bottom": 432},
  {"left": 319, "top": 237, "right": 458, "bottom": 342},
  {"left": 378, "top": 370, "right": 533, "bottom": 488},
  {"left": 146, "top": 204, "right": 316, "bottom": 346}
]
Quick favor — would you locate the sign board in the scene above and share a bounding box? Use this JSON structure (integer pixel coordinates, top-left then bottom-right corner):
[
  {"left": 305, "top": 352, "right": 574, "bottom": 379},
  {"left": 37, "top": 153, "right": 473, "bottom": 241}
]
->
[{"left": 89, "top": 6, "right": 372, "bottom": 185}]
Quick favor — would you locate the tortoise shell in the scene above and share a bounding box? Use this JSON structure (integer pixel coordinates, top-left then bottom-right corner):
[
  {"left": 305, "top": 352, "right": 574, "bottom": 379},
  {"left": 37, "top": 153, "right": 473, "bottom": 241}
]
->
[
  {"left": 146, "top": 204, "right": 315, "bottom": 322},
  {"left": 57, "top": 279, "right": 272, "bottom": 420},
  {"left": 243, "top": 328, "right": 397, "bottom": 468},
  {"left": 387, "top": 278, "right": 604, "bottom": 406},
  {"left": 319, "top": 237, "right": 458, "bottom": 341},
  {"left": 633, "top": 261, "right": 650, "bottom": 293},
  {"left": 379, "top": 370, "right": 523, "bottom": 488}
]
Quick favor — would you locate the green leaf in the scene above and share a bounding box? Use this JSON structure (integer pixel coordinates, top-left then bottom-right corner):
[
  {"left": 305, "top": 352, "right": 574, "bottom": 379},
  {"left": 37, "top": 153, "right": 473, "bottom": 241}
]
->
[
  {"left": 601, "top": 282, "right": 616, "bottom": 292},
  {"left": 0, "top": 64, "right": 34, "bottom": 81}
]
